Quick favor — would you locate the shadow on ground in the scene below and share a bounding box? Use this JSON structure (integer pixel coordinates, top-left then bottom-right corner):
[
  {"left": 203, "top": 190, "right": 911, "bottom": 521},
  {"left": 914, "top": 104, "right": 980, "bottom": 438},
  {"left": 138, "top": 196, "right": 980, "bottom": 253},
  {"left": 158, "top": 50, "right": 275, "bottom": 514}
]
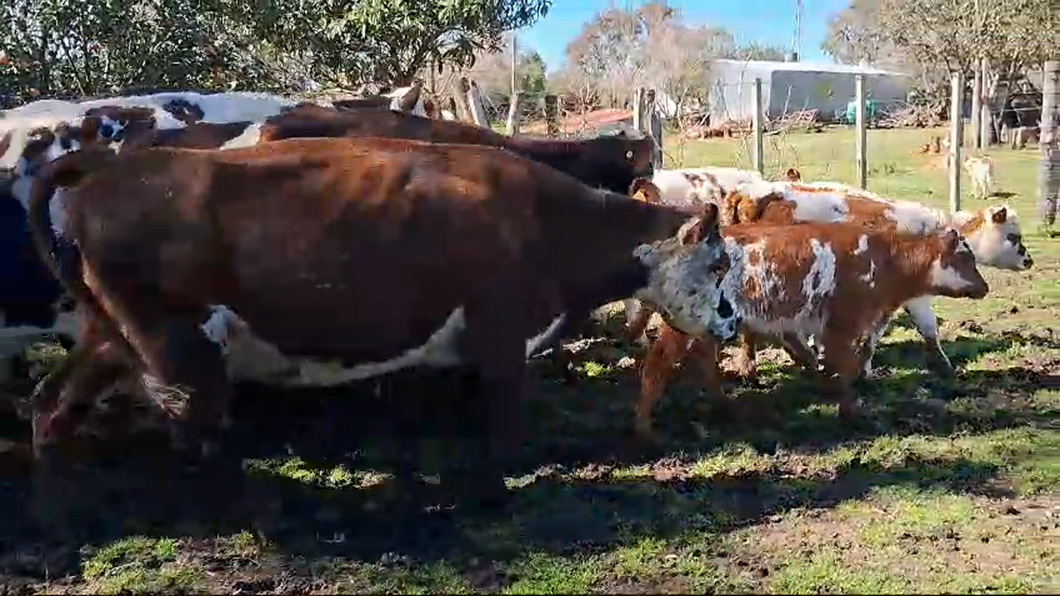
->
[{"left": 0, "top": 321, "right": 1051, "bottom": 587}]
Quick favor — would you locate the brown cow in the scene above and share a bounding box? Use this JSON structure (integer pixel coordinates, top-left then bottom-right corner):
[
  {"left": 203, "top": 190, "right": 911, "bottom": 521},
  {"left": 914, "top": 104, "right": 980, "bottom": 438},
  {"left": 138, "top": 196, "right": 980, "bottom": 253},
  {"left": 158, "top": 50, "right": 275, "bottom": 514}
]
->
[
  {"left": 86, "top": 105, "right": 655, "bottom": 195},
  {"left": 634, "top": 221, "right": 990, "bottom": 439},
  {"left": 28, "top": 137, "right": 739, "bottom": 508},
  {"left": 252, "top": 109, "right": 656, "bottom": 194},
  {"left": 719, "top": 180, "right": 1032, "bottom": 379}
]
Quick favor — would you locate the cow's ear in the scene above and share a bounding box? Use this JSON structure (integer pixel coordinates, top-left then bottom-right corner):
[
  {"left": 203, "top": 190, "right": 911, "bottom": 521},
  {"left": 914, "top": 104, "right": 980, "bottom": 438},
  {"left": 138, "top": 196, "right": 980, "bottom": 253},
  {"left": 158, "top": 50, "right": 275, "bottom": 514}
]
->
[
  {"left": 990, "top": 206, "right": 1008, "bottom": 223},
  {"left": 699, "top": 202, "right": 721, "bottom": 232},
  {"left": 679, "top": 204, "right": 721, "bottom": 246},
  {"left": 679, "top": 218, "right": 706, "bottom": 246},
  {"left": 940, "top": 228, "right": 961, "bottom": 252}
]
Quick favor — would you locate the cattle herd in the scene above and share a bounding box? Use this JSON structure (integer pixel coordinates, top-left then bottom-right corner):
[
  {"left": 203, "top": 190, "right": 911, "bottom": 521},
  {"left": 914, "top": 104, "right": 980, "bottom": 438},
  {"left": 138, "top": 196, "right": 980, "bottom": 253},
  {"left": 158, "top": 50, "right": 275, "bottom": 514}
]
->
[{"left": 0, "top": 82, "right": 1036, "bottom": 515}]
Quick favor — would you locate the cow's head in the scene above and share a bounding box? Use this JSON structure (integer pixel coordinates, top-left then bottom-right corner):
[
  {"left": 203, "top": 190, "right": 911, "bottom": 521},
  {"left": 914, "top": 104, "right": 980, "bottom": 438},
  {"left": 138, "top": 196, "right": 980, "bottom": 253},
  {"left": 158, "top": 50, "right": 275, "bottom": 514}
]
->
[
  {"left": 929, "top": 228, "right": 989, "bottom": 299},
  {"left": 960, "top": 204, "right": 1032, "bottom": 271},
  {"left": 5, "top": 107, "right": 158, "bottom": 207},
  {"left": 576, "top": 130, "right": 655, "bottom": 194},
  {"left": 632, "top": 203, "right": 740, "bottom": 342}
]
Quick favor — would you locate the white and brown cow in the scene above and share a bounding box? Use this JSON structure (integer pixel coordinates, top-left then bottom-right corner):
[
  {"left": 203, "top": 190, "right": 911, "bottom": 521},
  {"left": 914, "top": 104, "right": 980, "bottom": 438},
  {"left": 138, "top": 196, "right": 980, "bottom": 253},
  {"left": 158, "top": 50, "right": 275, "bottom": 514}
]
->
[
  {"left": 635, "top": 221, "right": 990, "bottom": 439},
  {"left": 719, "top": 179, "right": 1032, "bottom": 378},
  {"left": 0, "top": 87, "right": 435, "bottom": 374},
  {"left": 622, "top": 166, "right": 802, "bottom": 340},
  {"left": 27, "top": 137, "right": 739, "bottom": 508}
]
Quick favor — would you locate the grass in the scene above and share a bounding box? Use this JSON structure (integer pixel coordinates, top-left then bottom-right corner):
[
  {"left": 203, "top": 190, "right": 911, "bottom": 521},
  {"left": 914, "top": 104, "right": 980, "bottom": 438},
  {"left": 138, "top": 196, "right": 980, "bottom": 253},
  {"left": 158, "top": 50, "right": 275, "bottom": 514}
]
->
[{"left": 1, "top": 125, "right": 1058, "bottom": 594}]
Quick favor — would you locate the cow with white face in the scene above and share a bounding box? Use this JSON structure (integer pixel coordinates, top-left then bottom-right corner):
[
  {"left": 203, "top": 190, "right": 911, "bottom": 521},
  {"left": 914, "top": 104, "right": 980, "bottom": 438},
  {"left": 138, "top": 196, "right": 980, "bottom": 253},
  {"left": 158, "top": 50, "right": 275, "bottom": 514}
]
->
[{"left": 721, "top": 180, "right": 1033, "bottom": 377}]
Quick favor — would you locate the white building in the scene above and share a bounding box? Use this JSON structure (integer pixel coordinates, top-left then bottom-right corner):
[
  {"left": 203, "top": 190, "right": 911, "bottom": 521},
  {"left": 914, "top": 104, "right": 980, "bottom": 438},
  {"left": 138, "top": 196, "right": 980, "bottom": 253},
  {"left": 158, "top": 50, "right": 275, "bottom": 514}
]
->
[{"left": 707, "top": 59, "right": 911, "bottom": 123}]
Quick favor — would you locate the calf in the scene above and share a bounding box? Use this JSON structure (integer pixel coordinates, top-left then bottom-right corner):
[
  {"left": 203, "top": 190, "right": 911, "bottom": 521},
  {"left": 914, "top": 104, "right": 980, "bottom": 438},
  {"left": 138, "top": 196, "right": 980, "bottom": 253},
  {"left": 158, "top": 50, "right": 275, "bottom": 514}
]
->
[
  {"left": 635, "top": 222, "right": 989, "bottom": 438},
  {"left": 28, "top": 138, "right": 739, "bottom": 507},
  {"left": 964, "top": 156, "right": 996, "bottom": 200},
  {"left": 716, "top": 180, "right": 1032, "bottom": 378},
  {"left": 623, "top": 168, "right": 801, "bottom": 342}
]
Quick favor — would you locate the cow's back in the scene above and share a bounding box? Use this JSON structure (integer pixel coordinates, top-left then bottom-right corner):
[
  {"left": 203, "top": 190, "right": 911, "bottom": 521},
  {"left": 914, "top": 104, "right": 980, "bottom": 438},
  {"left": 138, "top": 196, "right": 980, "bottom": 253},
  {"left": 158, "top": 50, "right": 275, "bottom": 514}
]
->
[{"left": 64, "top": 138, "right": 607, "bottom": 360}]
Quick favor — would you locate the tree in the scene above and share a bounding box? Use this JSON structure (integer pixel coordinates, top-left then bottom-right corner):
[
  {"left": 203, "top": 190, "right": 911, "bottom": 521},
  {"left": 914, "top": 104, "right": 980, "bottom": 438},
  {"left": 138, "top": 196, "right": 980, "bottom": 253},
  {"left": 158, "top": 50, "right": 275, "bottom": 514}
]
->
[
  {"left": 0, "top": 0, "right": 552, "bottom": 104},
  {"left": 520, "top": 51, "right": 547, "bottom": 96},
  {"left": 248, "top": 0, "right": 552, "bottom": 88},
  {"left": 552, "top": 0, "right": 734, "bottom": 112},
  {"left": 727, "top": 42, "right": 788, "bottom": 62},
  {"left": 822, "top": 0, "right": 1060, "bottom": 98}
]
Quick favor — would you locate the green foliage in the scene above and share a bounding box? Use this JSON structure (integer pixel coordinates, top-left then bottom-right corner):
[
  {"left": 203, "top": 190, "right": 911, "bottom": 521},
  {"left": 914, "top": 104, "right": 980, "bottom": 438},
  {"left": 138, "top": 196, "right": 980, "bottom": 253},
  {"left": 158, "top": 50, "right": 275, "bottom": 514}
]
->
[
  {"left": 520, "top": 50, "right": 547, "bottom": 96},
  {"left": 0, "top": 0, "right": 551, "bottom": 105},
  {"left": 246, "top": 0, "right": 550, "bottom": 88}
]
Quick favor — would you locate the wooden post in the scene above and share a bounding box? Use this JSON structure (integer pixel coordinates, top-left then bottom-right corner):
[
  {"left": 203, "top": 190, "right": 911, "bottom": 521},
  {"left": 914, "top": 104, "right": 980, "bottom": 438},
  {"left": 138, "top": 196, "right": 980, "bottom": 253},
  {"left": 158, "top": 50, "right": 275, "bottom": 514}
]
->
[
  {"left": 650, "top": 98, "right": 664, "bottom": 170},
  {"left": 505, "top": 35, "right": 520, "bottom": 136},
  {"left": 466, "top": 80, "right": 489, "bottom": 128},
  {"left": 427, "top": 57, "right": 436, "bottom": 96},
  {"left": 1038, "top": 60, "right": 1059, "bottom": 229},
  {"left": 855, "top": 74, "right": 868, "bottom": 189},
  {"left": 972, "top": 64, "right": 983, "bottom": 150},
  {"left": 980, "top": 58, "right": 992, "bottom": 146},
  {"left": 544, "top": 94, "right": 559, "bottom": 138},
  {"left": 645, "top": 89, "right": 663, "bottom": 169},
  {"left": 632, "top": 87, "right": 646, "bottom": 132},
  {"left": 949, "top": 71, "right": 964, "bottom": 213},
  {"left": 451, "top": 77, "right": 473, "bottom": 123},
  {"left": 752, "top": 78, "right": 764, "bottom": 175}
]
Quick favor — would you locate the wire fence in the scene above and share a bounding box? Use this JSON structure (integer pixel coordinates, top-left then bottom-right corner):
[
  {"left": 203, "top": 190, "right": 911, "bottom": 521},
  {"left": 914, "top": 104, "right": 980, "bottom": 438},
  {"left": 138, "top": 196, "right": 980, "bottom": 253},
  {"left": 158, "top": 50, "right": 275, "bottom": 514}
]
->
[{"left": 430, "top": 77, "right": 1051, "bottom": 219}]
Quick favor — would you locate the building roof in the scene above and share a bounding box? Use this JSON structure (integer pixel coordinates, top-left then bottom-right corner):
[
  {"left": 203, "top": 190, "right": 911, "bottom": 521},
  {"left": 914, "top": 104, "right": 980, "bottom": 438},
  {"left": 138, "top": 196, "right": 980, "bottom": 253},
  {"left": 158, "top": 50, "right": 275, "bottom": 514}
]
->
[{"left": 711, "top": 59, "right": 908, "bottom": 77}]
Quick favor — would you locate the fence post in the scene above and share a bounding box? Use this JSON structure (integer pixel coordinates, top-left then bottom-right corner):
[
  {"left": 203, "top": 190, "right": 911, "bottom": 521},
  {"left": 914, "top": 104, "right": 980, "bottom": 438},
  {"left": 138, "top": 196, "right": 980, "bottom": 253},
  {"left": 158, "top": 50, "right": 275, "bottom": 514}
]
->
[
  {"left": 855, "top": 74, "right": 868, "bottom": 189},
  {"left": 544, "top": 94, "right": 559, "bottom": 138},
  {"left": 948, "top": 71, "right": 964, "bottom": 213},
  {"left": 1039, "top": 60, "right": 1060, "bottom": 230},
  {"left": 451, "top": 77, "right": 473, "bottom": 123},
  {"left": 466, "top": 80, "right": 489, "bottom": 128},
  {"left": 649, "top": 91, "right": 664, "bottom": 170},
  {"left": 506, "top": 34, "right": 520, "bottom": 136},
  {"left": 633, "top": 88, "right": 645, "bottom": 133},
  {"left": 972, "top": 64, "right": 982, "bottom": 150},
  {"left": 980, "top": 58, "right": 993, "bottom": 147},
  {"left": 752, "top": 78, "right": 764, "bottom": 175}
]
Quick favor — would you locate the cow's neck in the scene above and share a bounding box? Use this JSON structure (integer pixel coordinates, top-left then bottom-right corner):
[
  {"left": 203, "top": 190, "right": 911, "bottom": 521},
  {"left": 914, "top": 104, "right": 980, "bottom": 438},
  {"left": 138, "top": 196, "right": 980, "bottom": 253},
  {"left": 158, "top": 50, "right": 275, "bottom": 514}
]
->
[{"left": 886, "top": 236, "right": 939, "bottom": 301}]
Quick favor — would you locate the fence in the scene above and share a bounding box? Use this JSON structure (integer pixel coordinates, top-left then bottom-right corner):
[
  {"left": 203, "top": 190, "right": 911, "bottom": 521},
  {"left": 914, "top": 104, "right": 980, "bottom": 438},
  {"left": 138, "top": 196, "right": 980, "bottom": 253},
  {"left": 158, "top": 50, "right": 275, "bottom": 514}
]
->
[{"left": 429, "top": 64, "right": 1056, "bottom": 224}]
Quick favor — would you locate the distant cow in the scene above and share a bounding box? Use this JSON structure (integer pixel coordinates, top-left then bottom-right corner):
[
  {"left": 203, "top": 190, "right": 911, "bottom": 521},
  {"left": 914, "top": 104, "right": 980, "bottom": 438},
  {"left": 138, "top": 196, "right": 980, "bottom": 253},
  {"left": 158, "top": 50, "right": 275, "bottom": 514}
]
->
[
  {"left": 999, "top": 92, "right": 1042, "bottom": 149},
  {"left": 28, "top": 138, "right": 739, "bottom": 507},
  {"left": 636, "top": 222, "right": 990, "bottom": 439},
  {"left": 963, "top": 156, "right": 996, "bottom": 199}
]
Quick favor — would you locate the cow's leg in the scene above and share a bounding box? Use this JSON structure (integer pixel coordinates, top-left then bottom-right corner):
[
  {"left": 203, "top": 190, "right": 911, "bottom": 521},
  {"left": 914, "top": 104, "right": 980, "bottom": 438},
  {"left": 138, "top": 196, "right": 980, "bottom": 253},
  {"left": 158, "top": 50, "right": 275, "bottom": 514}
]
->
[
  {"left": 819, "top": 328, "right": 862, "bottom": 421},
  {"left": 688, "top": 335, "right": 727, "bottom": 400},
  {"left": 90, "top": 286, "right": 235, "bottom": 470},
  {"left": 903, "top": 296, "right": 953, "bottom": 376},
  {"left": 731, "top": 329, "right": 758, "bottom": 380},
  {"left": 636, "top": 323, "right": 693, "bottom": 441},
  {"left": 448, "top": 302, "right": 529, "bottom": 510},
  {"left": 859, "top": 318, "right": 891, "bottom": 380},
  {"left": 779, "top": 332, "right": 819, "bottom": 372},
  {"left": 30, "top": 335, "right": 128, "bottom": 454},
  {"left": 29, "top": 336, "right": 135, "bottom": 532},
  {"left": 624, "top": 300, "right": 653, "bottom": 346}
]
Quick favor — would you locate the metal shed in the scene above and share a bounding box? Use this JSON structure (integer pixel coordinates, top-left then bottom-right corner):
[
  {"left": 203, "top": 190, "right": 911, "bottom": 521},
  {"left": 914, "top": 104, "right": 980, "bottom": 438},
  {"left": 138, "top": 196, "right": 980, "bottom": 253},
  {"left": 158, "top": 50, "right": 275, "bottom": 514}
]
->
[{"left": 707, "top": 59, "right": 911, "bottom": 123}]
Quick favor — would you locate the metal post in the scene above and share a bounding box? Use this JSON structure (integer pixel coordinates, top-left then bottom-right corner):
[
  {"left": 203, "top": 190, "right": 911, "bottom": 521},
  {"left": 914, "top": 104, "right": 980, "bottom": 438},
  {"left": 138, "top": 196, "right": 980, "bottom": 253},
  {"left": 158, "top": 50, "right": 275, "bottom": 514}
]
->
[
  {"left": 855, "top": 74, "right": 868, "bottom": 189},
  {"left": 753, "top": 78, "right": 764, "bottom": 175}
]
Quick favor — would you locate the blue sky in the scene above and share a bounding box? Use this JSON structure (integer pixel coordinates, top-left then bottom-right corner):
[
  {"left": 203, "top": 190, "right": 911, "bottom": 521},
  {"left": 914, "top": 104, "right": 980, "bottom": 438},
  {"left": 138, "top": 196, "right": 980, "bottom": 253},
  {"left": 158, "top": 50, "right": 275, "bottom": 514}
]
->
[{"left": 518, "top": 0, "right": 849, "bottom": 73}]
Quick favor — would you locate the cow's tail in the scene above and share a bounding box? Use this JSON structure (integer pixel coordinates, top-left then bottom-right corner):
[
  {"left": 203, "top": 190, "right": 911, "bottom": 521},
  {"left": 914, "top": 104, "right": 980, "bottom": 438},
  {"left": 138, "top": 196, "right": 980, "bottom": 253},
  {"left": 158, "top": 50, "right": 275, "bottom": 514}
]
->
[{"left": 27, "top": 148, "right": 116, "bottom": 308}]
